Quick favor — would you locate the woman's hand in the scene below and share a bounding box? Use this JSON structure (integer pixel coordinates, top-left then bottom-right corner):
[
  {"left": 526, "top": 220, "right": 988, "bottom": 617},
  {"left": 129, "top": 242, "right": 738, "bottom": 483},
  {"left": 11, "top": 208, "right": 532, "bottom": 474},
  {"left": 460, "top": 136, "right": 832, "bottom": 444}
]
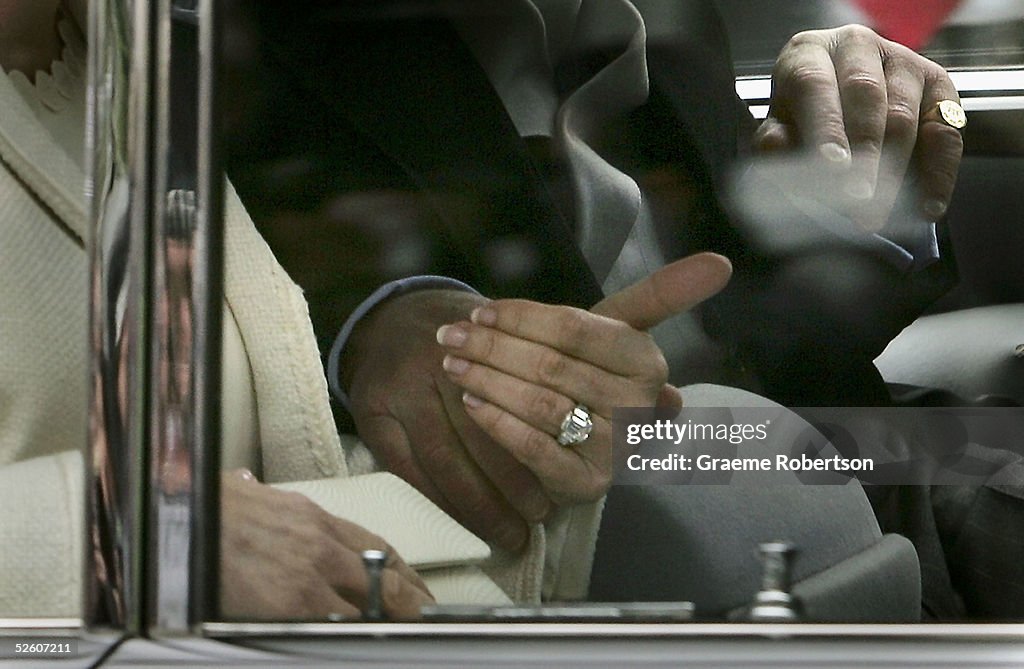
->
[{"left": 219, "top": 470, "right": 434, "bottom": 620}]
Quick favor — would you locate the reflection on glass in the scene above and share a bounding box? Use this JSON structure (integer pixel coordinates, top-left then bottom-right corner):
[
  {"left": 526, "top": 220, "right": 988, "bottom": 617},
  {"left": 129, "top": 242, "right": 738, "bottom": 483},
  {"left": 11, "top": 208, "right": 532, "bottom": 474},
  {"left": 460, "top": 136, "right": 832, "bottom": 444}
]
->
[
  {"left": 203, "top": 0, "right": 1019, "bottom": 626},
  {"left": 116, "top": 0, "right": 1024, "bottom": 626}
]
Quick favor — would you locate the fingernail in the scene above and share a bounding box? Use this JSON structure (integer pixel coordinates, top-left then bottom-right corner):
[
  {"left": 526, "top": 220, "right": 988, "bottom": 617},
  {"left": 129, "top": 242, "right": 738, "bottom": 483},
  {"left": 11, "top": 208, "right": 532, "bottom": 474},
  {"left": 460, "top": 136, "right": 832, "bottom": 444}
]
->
[
  {"left": 819, "top": 142, "right": 850, "bottom": 164},
  {"left": 442, "top": 355, "right": 470, "bottom": 375},
  {"left": 923, "top": 199, "right": 947, "bottom": 220},
  {"left": 462, "top": 391, "right": 484, "bottom": 408},
  {"left": 470, "top": 306, "right": 497, "bottom": 326},
  {"left": 845, "top": 178, "right": 874, "bottom": 201},
  {"left": 435, "top": 324, "right": 467, "bottom": 347}
]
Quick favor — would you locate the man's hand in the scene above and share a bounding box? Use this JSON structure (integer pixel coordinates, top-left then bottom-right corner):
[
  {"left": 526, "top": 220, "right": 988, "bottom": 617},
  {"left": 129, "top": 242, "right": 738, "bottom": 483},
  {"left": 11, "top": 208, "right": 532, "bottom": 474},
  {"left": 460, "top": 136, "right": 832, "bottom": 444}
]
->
[
  {"left": 342, "top": 289, "right": 553, "bottom": 553},
  {"left": 219, "top": 470, "right": 433, "bottom": 620},
  {"left": 756, "top": 24, "right": 964, "bottom": 231},
  {"left": 436, "top": 253, "right": 733, "bottom": 504},
  {"left": 342, "top": 254, "right": 731, "bottom": 549}
]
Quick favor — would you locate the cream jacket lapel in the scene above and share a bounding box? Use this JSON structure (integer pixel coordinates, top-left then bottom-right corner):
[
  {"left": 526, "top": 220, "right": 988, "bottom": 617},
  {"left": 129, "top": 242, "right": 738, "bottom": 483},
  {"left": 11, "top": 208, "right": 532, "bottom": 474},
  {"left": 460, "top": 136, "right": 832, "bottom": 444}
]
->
[{"left": 0, "top": 69, "right": 87, "bottom": 241}]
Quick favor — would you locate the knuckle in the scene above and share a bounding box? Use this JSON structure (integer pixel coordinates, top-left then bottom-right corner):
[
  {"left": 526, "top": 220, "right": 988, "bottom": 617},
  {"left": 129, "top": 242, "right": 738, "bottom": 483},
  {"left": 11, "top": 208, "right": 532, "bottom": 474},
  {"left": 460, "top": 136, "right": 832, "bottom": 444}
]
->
[
  {"left": 839, "top": 23, "right": 878, "bottom": 43},
  {"left": 474, "top": 402, "right": 503, "bottom": 435},
  {"left": 555, "top": 308, "right": 589, "bottom": 349},
  {"left": 929, "top": 157, "right": 961, "bottom": 194},
  {"left": 368, "top": 532, "right": 392, "bottom": 554},
  {"left": 921, "top": 128, "right": 964, "bottom": 192},
  {"left": 475, "top": 326, "right": 498, "bottom": 360},
  {"left": 561, "top": 309, "right": 593, "bottom": 344},
  {"left": 937, "top": 127, "right": 965, "bottom": 160},
  {"left": 282, "top": 490, "right": 318, "bottom": 516},
  {"left": 919, "top": 55, "right": 950, "bottom": 80},
  {"left": 784, "top": 64, "right": 834, "bottom": 94},
  {"left": 786, "top": 29, "right": 824, "bottom": 50},
  {"left": 535, "top": 348, "right": 568, "bottom": 386},
  {"left": 310, "top": 541, "right": 337, "bottom": 573},
  {"left": 885, "top": 102, "right": 918, "bottom": 138},
  {"left": 850, "top": 132, "right": 883, "bottom": 156},
  {"left": 841, "top": 74, "right": 886, "bottom": 104},
  {"left": 527, "top": 388, "right": 561, "bottom": 425},
  {"left": 416, "top": 437, "right": 456, "bottom": 471},
  {"left": 502, "top": 300, "right": 527, "bottom": 335}
]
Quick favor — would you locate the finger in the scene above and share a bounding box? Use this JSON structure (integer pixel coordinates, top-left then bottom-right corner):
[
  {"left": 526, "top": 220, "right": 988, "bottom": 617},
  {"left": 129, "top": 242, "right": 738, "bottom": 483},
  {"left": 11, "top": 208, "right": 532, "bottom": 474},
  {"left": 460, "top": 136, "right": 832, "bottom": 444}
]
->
[
  {"left": 438, "top": 323, "right": 663, "bottom": 410},
  {"left": 400, "top": 385, "right": 531, "bottom": 552},
  {"left": 289, "top": 584, "right": 361, "bottom": 621},
  {"left": 436, "top": 382, "right": 553, "bottom": 524},
  {"left": 381, "top": 567, "right": 435, "bottom": 620},
  {"left": 831, "top": 27, "right": 888, "bottom": 204},
  {"left": 591, "top": 252, "right": 733, "bottom": 330},
  {"left": 467, "top": 304, "right": 660, "bottom": 377},
  {"left": 321, "top": 514, "right": 432, "bottom": 598},
  {"left": 852, "top": 56, "right": 925, "bottom": 231},
  {"left": 753, "top": 117, "right": 797, "bottom": 154},
  {"left": 462, "top": 392, "right": 612, "bottom": 503},
  {"left": 771, "top": 34, "right": 851, "bottom": 163},
  {"left": 443, "top": 349, "right": 654, "bottom": 422},
  {"left": 915, "top": 71, "right": 964, "bottom": 221},
  {"left": 464, "top": 253, "right": 730, "bottom": 370},
  {"left": 320, "top": 534, "right": 378, "bottom": 605},
  {"left": 915, "top": 119, "right": 963, "bottom": 221},
  {"left": 446, "top": 355, "right": 582, "bottom": 435},
  {"left": 316, "top": 531, "right": 433, "bottom": 619},
  {"left": 321, "top": 597, "right": 362, "bottom": 621}
]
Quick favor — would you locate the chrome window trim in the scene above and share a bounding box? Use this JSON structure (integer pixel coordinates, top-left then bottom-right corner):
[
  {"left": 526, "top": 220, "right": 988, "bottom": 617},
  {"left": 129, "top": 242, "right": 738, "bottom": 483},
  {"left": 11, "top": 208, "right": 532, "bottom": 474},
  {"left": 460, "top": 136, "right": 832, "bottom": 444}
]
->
[
  {"left": 0, "top": 619, "right": 84, "bottom": 631},
  {"left": 202, "top": 622, "right": 1024, "bottom": 640},
  {"left": 145, "top": 0, "right": 222, "bottom": 636},
  {"left": 85, "top": 0, "right": 153, "bottom": 634},
  {"left": 737, "top": 67, "right": 1024, "bottom": 118},
  {"left": 85, "top": 0, "right": 220, "bottom": 636}
]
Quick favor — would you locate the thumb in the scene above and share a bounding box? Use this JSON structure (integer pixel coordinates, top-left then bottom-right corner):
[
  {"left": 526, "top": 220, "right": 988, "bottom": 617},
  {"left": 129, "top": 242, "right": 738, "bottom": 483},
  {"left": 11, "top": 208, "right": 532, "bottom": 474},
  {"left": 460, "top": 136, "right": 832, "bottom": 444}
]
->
[{"left": 591, "top": 252, "right": 733, "bottom": 331}]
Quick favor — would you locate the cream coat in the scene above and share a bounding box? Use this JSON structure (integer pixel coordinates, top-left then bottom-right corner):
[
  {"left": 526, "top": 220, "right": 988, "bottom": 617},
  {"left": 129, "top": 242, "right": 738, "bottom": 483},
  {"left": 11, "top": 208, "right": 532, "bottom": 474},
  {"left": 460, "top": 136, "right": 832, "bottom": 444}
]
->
[{"left": 0, "top": 67, "right": 598, "bottom": 617}]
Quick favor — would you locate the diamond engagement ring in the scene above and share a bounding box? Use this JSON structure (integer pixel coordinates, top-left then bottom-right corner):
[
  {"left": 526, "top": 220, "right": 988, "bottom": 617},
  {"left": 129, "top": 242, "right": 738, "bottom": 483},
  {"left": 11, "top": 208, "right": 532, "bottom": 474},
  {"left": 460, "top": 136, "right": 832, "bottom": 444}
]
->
[
  {"left": 922, "top": 100, "right": 966, "bottom": 130},
  {"left": 557, "top": 405, "right": 593, "bottom": 446}
]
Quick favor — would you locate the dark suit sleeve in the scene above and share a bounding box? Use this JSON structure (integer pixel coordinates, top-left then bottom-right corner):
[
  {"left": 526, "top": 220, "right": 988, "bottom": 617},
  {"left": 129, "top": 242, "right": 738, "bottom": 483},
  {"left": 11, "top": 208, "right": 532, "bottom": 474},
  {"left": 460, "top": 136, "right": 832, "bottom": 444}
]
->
[{"left": 227, "top": 9, "right": 604, "bottom": 354}]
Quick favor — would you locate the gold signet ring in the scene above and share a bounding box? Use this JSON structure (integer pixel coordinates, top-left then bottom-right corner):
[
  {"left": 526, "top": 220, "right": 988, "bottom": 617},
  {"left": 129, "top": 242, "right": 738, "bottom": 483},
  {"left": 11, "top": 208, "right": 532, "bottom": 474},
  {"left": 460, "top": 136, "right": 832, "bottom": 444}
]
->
[{"left": 922, "top": 100, "right": 967, "bottom": 130}]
